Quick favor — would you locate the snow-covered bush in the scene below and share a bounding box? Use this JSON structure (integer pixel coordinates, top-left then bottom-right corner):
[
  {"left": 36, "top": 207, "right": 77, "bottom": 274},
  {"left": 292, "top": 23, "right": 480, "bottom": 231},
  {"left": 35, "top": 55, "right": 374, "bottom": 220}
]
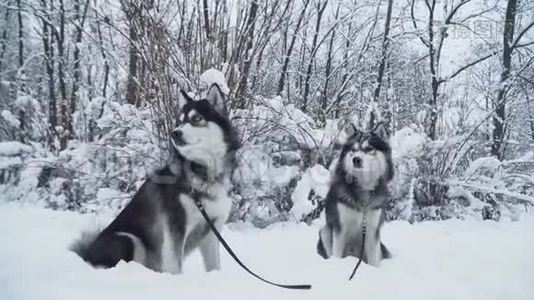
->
[
  {"left": 227, "top": 95, "right": 347, "bottom": 227},
  {"left": 290, "top": 164, "right": 330, "bottom": 223},
  {"left": 1, "top": 86, "right": 532, "bottom": 225},
  {"left": 384, "top": 126, "right": 533, "bottom": 221},
  {"left": 0, "top": 90, "right": 48, "bottom": 144},
  {"left": 0, "top": 100, "right": 166, "bottom": 213},
  {"left": 447, "top": 152, "right": 534, "bottom": 221}
]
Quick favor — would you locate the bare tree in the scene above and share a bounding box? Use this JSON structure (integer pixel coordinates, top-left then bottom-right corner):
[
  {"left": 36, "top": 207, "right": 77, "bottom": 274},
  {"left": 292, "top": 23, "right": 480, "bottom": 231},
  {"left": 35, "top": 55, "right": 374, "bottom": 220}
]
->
[
  {"left": 71, "top": 0, "right": 91, "bottom": 125},
  {"left": 302, "top": 0, "right": 328, "bottom": 113},
  {"left": 38, "top": 0, "right": 58, "bottom": 148},
  {"left": 277, "top": 0, "right": 310, "bottom": 96},
  {"left": 234, "top": 0, "right": 259, "bottom": 108},
  {"left": 410, "top": 0, "right": 497, "bottom": 140},
  {"left": 16, "top": 0, "right": 23, "bottom": 67},
  {"left": 202, "top": 0, "right": 211, "bottom": 40},
  {"left": 320, "top": 2, "right": 340, "bottom": 123},
  {"left": 370, "top": 0, "right": 394, "bottom": 128},
  {"left": 121, "top": 0, "right": 142, "bottom": 107},
  {"left": 0, "top": 2, "right": 11, "bottom": 78},
  {"left": 491, "top": 0, "right": 517, "bottom": 160},
  {"left": 57, "top": 0, "right": 69, "bottom": 149},
  {"left": 95, "top": 16, "right": 110, "bottom": 98}
]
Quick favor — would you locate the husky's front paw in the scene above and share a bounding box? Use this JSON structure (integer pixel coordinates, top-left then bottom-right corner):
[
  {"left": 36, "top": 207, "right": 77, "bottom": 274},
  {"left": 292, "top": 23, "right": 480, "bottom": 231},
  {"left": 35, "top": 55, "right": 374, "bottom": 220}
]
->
[
  {"left": 317, "top": 236, "right": 328, "bottom": 259},
  {"left": 317, "top": 227, "right": 333, "bottom": 259}
]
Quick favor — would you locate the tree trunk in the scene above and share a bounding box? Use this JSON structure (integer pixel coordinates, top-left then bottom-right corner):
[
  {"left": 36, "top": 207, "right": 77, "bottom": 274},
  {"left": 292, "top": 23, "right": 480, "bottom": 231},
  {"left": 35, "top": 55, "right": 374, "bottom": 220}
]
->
[
  {"left": 58, "top": 0, "right": 69, "bottom": 150},
  {"left": 526, "top": 92, "right": 534, "bottom": 141},
  {"left": 277, "top": 0, "right": 309, "bottom": 96},
  {"left": 96, "top": 19, "right": 110, "bottom": 98},
  {"left": 126, "top": 25, "right": 139, "bottom": 106},
  {"left": 41, "top": 0, "right": 57, "bottom": 148},
  {"left": 491, "top": 0, "right": 517, "bottom": 160},
  {"left": 332, "top": 20, "right": 353, "bottom": 118},
  {"left": 16, "top": 0, "right": 23, "bottom": 67},
  {"left": 202, "top": 0, "right": 211, "bottom": 40},
  {"left": 302, "top": 0, "right": 328, "bottom": 113},
  {"left": 426, "top": 0, "right": 439, "bottom": 140},
  {"left": 251, "top": 42, "right": 266, "bottom": 90},
  {"left": 321, "top": 3, "right": 339, "bottom": 123},
  {"left": 0, "top": 4, "right": 11, "bottom": 78},
  {"left": 71, "top": 0, "right": 90, "bottom": 126},
  {"left": 123, "top": 1, "right": 140, "bottom": 107},
  {"left": 234, "top": 0, "right": 258, "bottom": 108},
  {"left": 371, "top": 0, "right": 394, "bottom": 128}
]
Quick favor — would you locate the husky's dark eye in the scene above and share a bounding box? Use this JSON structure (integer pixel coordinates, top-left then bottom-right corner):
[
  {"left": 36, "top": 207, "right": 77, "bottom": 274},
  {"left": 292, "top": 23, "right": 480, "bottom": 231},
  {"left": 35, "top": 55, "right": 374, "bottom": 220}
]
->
[
  {"left": 363, "top": 146, "right": 374, "bottom": 153},
  {"left": 190, "top": 114, "right": 204, "bottom": 125}
]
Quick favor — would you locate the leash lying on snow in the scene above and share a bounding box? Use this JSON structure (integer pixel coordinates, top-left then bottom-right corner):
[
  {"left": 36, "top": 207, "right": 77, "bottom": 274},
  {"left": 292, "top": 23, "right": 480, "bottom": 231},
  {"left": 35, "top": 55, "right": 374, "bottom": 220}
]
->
[
  {"left": 193, "top": 197, "right": 312, "bottom": 290},
  {"left": 349, "top": 207, "right": 367, "bottom": 280}
]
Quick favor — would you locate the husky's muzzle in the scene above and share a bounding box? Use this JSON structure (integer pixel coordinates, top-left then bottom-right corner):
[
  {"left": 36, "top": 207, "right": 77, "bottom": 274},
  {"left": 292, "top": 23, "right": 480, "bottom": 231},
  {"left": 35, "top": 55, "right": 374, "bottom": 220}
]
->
[
  {"left": 352, "top": 156, "right": 362, "bottom": 168},
  {"left": 171, "top": 129, "right": 187, "bottom": 146}
]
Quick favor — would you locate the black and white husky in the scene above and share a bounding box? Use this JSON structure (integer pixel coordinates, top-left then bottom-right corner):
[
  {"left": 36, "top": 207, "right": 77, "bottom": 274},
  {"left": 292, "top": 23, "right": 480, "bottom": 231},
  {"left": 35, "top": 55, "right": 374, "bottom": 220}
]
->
[
  {"left": 317, "top": 123, "right": 393, "bottom": 266},
  {"left": 72, "top": 84, "right": 239, "bottom": 274}
]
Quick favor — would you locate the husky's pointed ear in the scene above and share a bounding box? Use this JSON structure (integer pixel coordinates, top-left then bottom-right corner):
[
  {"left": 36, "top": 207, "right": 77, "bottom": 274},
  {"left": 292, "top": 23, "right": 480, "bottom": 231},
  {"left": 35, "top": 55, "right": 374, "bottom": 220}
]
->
[
  {"left": 337, "top": 117, "right": 359, "bottom": 137},
  {"left": 177, "top": 90, "right": 194, "bottom": 112},
  {"left": 206, "top": 83, "right": 227, "bottom": 114},
  {"left": 345, "top": 123, "right": 360, "bottom": 138},
  {"left": 180, "top": 90, "right": 194, "bottom": 104},
  {"left": 176, "top": 90, "right": 192, "bottom": 114},
  {"left": 373, "top": 122, "right": 389, "bottom": 140}
]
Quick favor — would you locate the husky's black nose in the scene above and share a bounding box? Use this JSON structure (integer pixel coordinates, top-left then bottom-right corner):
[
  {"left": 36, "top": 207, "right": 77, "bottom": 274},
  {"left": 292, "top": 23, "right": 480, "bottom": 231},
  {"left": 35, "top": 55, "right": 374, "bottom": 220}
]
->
[
  {"left": 171, "top": 130, "right": 186, "bottom": 146},
  {"left": 171, "top": 130, "right": 182, "bottom": 140},
  {"left": 352, "top": 156, "right": 362, "bottom": 168}
]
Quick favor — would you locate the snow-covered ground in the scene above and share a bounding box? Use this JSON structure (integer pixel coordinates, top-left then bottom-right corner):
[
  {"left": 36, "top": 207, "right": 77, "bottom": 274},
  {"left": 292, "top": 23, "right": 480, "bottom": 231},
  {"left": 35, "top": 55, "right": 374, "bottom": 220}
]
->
[{"left": 1, "top": 204, "right": 533, "bottom": 300}]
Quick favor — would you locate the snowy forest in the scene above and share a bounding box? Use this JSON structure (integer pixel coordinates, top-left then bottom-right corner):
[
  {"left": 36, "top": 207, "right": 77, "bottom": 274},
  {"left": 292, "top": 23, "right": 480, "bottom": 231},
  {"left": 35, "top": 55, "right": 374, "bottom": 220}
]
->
[{"left": 0, "top": 0, "right": 533, "bottom": 226}]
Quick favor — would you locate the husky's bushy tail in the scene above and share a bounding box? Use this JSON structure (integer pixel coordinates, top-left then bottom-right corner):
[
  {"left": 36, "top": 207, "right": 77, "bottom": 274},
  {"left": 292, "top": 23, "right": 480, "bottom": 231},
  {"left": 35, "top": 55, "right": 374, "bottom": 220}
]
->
[
  {"left": 381, "top": 243, "right": 392, "bottom": 259},
  {"left": 70, "top": 229, "right": 134, "bottom": 268},
  {"left": 70, "top": 229, "right": 101, "bottom": 261}
]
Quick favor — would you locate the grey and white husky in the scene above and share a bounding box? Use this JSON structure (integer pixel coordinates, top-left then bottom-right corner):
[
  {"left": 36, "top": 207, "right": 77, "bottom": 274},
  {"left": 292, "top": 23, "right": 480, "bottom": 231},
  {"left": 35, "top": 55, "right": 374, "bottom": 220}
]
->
[
  {"left": 72, "top": 83, "right": 239, "bottom": 274},
  {"left": 317, "top": 123, "right": 394, "bottom": 266}
]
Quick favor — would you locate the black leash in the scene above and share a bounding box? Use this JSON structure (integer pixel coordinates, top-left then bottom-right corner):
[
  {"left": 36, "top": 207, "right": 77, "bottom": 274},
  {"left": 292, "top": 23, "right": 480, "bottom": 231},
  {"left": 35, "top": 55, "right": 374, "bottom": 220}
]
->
[
  {"left": 348, "top": 208, "right": 367, "bottom": 280},
  {"left": 193, "top": 197, "right": 312, "bottom": 290}
]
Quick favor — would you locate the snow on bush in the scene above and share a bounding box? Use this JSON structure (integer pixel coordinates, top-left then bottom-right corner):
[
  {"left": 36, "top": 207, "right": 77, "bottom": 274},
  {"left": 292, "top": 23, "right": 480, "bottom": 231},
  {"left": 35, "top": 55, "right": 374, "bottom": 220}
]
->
[
  {"left": 1, "top": 110, "right": 20, "bottom": 128},
  {"left": 228, "top": 95, "right": 343, "bottom": 227},
  {"left": 233, "top": 96, "right": 340, "bottom": 152},
  {"left": 0, "top": 99, "right": 164, "bottom": 213},
  {"left": 448, "top": 152, "right": 534, "bottom": 221},
  {"left": 230, "top": 144, "right": 301, "bottom": 227},
  {"left": 1, "top": 87, "right": 532, "bottom": 225},
  {"left": 0, "top": 141, "right": 40, "bottom": 205},
  {"left": 290, "top": 164, "right": 330, "bottom": 222},
  {"left": 387, "top": 125, "right": 428, "bottom": 221},
  {"left": 200, "top": 68, "right": 230, "bottom": 94},
  {"left": 385, "top": 125, "right": 533, "bottom": 222},
  {"left": 0, "top": 141, "right": 33, "bottom": 156}
]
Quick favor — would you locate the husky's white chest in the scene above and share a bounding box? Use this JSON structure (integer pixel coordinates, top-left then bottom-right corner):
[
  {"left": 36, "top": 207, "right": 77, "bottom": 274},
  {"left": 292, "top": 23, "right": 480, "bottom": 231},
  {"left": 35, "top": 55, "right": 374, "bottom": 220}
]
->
[
  {"left": 336, "top": 202, "right": 382, "bottom": 233},
  {"left": 159, "top": 183, "right": 231, "bottom": 274},
  {"left": 179, "top": 183, "right": 232, "bottom": 231}
]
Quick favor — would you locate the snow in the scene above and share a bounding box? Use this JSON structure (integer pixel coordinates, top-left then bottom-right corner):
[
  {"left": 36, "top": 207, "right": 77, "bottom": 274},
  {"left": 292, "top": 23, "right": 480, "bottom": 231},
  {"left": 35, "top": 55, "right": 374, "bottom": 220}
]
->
[
  {"left": 390, "top": 126, "right": 427, "bottom": 159},
  {"left": 506, "top": 151, "right": 534, "bottom": 164},
  {"left": 0, "top": 141, "right": 33, "bottom": 156},
  {"left": 291, "top": 164, "right": 330, "bottom": 219},
  {"left": 2, "top": 203, "right": 532, "bottom": 300},
  {"left": 1, "top": 110, "right": 20, "bottom": 128},
  {"left": 200, "top": 68, "right": 230, "bottom": 94},
  {"left": 233, "top": 146, "right": 300, "bottom": 194},
  {"left": 464, "top": 156, "right": 501, "bottom": 178},
  {"left": 235, "top": 96, "right": 340, "bottom": 151},
  {"left": 0, "top": 156, "right": 22, "bottom": 170}
]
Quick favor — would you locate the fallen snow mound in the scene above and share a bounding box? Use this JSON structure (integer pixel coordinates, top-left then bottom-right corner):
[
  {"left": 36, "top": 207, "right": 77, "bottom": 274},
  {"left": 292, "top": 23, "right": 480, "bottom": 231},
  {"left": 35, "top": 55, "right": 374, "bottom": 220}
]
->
[{"left": 0, "top": 204, "right": 533, "bottom": 300}]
